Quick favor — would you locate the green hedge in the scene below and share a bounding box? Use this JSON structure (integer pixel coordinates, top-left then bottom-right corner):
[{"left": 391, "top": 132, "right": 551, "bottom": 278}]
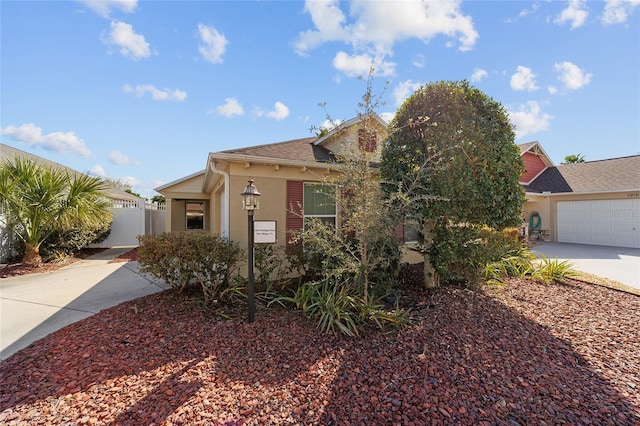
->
[{"left": 137, "top": 232, "right": 244, "bottom": 304}]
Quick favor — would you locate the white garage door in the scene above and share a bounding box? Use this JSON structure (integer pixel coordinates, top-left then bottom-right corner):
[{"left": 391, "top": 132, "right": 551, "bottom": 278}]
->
[{"left": 557, "top": 200, "right": 640, "bottom": 248}]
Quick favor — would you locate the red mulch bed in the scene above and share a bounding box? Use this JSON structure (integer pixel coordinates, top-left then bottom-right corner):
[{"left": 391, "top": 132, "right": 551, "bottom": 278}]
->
[
  {"left": 0, "top": 248, "right": 108, "bottom": 278},
  {"left": 1, "top": 247, "right": 138, "bottom": 279},
  {"left": 1, "top": 276, "right": 639, "bottom": 425}
]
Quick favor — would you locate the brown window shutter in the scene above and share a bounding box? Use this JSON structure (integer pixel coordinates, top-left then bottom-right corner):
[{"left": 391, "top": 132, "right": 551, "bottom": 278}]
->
[
  {"left": 358, "top": 128, "right": 377, "bottom": 152},
  {"left": 395, "top": 222, "right": 405, "bottom": 243},
  {"left": 286, "top": 180, "right": 303, "bottom": 250}
]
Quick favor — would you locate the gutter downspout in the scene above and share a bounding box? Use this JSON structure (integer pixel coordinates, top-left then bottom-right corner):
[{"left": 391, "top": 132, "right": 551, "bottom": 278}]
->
[{"left": 209, "top": 161, "right": 230, "bottom": 239}]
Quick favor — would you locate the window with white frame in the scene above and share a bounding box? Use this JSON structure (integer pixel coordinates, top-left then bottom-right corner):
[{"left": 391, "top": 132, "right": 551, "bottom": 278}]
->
[{"left": 303, "top": 183, "right": 336, "bottom": 229}]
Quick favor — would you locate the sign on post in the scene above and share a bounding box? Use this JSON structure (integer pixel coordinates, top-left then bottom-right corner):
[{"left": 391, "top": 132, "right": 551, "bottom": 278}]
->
[{"left": 254, "top": 220, "right": 277, "bottom": 244}]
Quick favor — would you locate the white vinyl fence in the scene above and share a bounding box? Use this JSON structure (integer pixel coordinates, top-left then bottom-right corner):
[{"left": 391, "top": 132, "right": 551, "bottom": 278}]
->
[
  {"left": 145, "top": 201, "right": 166, "bottom": 236},
  {"left": 92, "top": 199, "right": 166, "bottom": 248},
  {"left": 0, "top": 199, "right": 166, "bottom": 262},
  {"left": 0, "top": 213, "right": 18, "bottom": 264}
]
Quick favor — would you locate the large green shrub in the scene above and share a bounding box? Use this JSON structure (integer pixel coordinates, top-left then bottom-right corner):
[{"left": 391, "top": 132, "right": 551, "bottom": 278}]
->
[
  {"left": 137, "top": 232, "right": 244, "bottom": 304},
  {"left": 42, "top": 212, "right": 112, "bottom": 257},
  {"left": 430, "top": 222, "right": 523, "bottom": 286}
]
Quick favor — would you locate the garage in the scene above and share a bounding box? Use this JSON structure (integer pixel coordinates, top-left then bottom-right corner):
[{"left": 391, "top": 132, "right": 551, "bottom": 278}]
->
[{"left": 557, "top": 199, "right": 640, "bottom": 248}]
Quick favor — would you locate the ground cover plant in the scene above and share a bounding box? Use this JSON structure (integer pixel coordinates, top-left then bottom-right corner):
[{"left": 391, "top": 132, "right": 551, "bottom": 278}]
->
[{"left": 1, "top": 268, "right": 638, "bottom": 425}]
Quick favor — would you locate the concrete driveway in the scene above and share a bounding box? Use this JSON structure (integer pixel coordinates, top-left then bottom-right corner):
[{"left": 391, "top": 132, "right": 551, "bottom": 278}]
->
[
  {"left": 531, "top": 242, "right": 640, "bottom": 291},
  {"left": 0, "top": 248, "right": 168, "bottom": 360}
]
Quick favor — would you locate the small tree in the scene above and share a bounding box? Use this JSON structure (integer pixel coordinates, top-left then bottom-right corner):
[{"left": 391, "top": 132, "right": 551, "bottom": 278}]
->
[
  {"left": 298, "top": 71, "right": 400, "bottom": 302},
  {"left": 380, "top": 80, "right": 525, "bottom": 288},
  {"left": 0, "top": 158, "right": 112, "bottom": 266}
]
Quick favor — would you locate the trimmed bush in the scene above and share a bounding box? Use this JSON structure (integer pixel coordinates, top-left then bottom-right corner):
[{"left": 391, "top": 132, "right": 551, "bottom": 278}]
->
[
  {"left": 43, "top": 213, "right": 112, "bottom": 257},
  {"left": 431, "top": 222, "right": 523, "bottom": 286},
  {"left": 137, "top": 232, "right": 244, "bottom": 304}
]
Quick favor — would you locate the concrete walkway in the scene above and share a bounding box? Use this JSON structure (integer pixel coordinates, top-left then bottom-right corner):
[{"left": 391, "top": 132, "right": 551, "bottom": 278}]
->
[
  {"left": 531, "top": 242, "right": 640, "bottom": 291},
  {"left": 0, "top": 248, "right": 168, "bottom": 360}
]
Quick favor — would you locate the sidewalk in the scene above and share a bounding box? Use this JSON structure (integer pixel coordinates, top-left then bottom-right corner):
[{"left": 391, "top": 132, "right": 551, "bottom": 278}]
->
[{"left": 0, "top": 248, "right": 168, "bottom": 361}]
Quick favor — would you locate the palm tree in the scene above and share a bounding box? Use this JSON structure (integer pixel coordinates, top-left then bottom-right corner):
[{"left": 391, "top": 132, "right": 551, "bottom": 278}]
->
[
  {"left": 562, "top": 153, "right": 585, "bottom": 164},
  {"left": 0, "top": 157, "right": 111, "bottom": 266}
]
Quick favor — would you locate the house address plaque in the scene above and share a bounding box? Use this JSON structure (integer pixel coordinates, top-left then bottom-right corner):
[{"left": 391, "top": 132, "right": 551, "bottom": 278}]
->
[{"left": 254, "top": 220, "right": 277, "bottom": 244}]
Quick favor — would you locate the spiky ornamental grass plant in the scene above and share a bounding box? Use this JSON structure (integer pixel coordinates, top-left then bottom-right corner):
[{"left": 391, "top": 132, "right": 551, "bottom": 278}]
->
[{"left": 0, "top": 157, "right": 111, "bottom": 266}]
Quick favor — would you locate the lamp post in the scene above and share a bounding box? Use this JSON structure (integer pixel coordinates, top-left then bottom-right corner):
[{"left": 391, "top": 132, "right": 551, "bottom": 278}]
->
[{"left": 241, "top": 178, "right": 260, "bottom": 323}]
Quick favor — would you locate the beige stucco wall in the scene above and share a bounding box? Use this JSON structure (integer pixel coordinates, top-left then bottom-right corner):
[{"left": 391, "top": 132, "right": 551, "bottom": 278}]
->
[
  {"left": 227, "top": 163, "right": 335, "bottom": 253},
  {"left": 160, "top": 173, "right": 211, "bottom": 233},
  {"left": 523, "top": 191, "right": 638, "bottom": 243}
]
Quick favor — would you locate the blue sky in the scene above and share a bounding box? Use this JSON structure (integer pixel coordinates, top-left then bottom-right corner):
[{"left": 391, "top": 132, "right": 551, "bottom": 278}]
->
[{"left": 2, "top": 0, "right": 639, "bottom": 198}]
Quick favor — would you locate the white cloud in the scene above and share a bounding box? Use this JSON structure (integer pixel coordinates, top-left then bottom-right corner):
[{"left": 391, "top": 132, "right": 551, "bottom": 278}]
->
[
  {"left": 602, "top": 0, "right": 640, "bottom": 24},
  {"left": 392, "top": 80, "right": 423, "bottom": 107},
  {"left": 379, "top": 111, "right": 395, "bottom": 123},
  {"left": 412, "top": 54, "right": 426, "bottom": 68},
  {"left": 555, "top": 0, "right": 589, "bottom": 29},
  {"left": 319, "top": 118, "right": 342, "bottom": 131},
  {"left": 1, "top": 123, "right": 92, "bottom": 157},
  {"left": 508, "top": 101, "right": 553, "bottom": 139},
  {"left": 108, "top": 151, "right": 139, "bottom": 165},
  {"left": 519, "top": 3, "right": 541, "bottom": 19},
  {"left": 296, "top": 0, "right": 478, "bottom": 74},
  {"left": 267, "top": 101, "right": 290, "bottom": 121},
  {"left": 332, "top": 51, "right": 396, "bottom": 77},
  {"left": 104, "top": 21, "right": 150, "bottom": 60},
  {"left": 553, "top": 61, "right": 593, "bottom": 90},
  {"left": 198, "top": 24, "right": 228, "bottom": 64},
  {"left": 123, "top": 84, "right": 187, "bottom": 101},
  {"left": 470, "top": 68, "right": 488, "bottom": 83},
  {"left": 119, "top": 176, "right": 141, "bottom": 188},
  {"left": 79, "top": 0, "right": 137, "bottom": 18},
  {"left": 548, "top": 85, "right": 559, "bottom": 94},
  {"left": 215, "top": 98, "right": 244, "bottom": 118},
  {"left": 510, "top": 66, "right": 539, "bottom": 91},
  {"left": 89, "top": 164, "right": 106, "bottom": 177}
]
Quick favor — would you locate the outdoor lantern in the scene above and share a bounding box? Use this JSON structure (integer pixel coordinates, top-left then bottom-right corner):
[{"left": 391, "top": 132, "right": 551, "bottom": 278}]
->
[
  {"left": 241, "top": 178, "right": 260, "bottom": 323},
  {"left": 241, "top": 178, "right": 261, "bottom": 211}
]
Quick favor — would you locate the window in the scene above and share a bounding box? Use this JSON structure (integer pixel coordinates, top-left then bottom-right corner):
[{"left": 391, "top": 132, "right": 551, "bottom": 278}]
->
[
  {"left": 303, "top": 183, "right": 336, "bottom": 228},
  {"left": 403, "top": 221, "right": 420, "bottom": 243},
  {"left": 186, "top": 201, "right": 205, "bottom": 230}
]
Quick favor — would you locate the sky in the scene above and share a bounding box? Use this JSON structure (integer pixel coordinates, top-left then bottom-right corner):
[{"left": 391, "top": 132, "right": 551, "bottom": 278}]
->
[{"left": 1, "top": 0, "right": 639, "bottom": 198}]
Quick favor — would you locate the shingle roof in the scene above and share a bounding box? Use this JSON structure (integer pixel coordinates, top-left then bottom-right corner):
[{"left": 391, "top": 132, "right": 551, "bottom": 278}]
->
[
  {"left": 518, "top": 141, "right": 537, "bottom": 154},
  {"left": 219, "top": 137, "right": 335, "bottom": 163},
  {"left": 526, "top": 155, "right": 640, "bottom": 193}
]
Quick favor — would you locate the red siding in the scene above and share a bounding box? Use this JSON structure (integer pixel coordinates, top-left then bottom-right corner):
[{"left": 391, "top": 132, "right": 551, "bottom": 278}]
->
[
  {"left": 286, "top": 180, "right": 303, "bottom": 250},
  {"left": 521, "top": 152, "right": 546, "bottom": 182}
]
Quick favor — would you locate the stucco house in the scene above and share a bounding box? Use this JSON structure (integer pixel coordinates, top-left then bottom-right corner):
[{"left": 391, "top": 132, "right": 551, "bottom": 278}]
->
[
  {"left": 519, "top": 142, "right": 640, "bottom": 249},
  {"left": 156, "top": 115, "right": 389, "bottom": 259},
  {"left": 157, "top": 116, "right": 640, "bottom": 258}
]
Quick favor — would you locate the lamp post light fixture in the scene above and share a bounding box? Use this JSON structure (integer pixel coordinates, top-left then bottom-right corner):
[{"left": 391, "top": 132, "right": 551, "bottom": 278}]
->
[{"left": 241, "top": 178, "right": 260, "bottom": 323}]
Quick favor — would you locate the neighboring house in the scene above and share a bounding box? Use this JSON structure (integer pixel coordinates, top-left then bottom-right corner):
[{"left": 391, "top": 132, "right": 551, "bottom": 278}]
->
[
  {"left": 0, "top": 143, "right": 152, "bottom": 261},
  {"left": 520, "top": 142, "right": 640, "bottom": 249},
  {"left": 158, "top": 117, "right": 640, "bottom": 262}
]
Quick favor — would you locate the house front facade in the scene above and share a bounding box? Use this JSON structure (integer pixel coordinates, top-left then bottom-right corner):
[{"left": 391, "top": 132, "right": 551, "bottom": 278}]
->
[
  {"left": 157, "top": 118, "right": 640, "bottom": 258},
  {"left": 156, "top": 115, "right": 391, "bottom": 261},
  {"left": 520, "top": 142, "right": 640, "bottom": 249}
]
